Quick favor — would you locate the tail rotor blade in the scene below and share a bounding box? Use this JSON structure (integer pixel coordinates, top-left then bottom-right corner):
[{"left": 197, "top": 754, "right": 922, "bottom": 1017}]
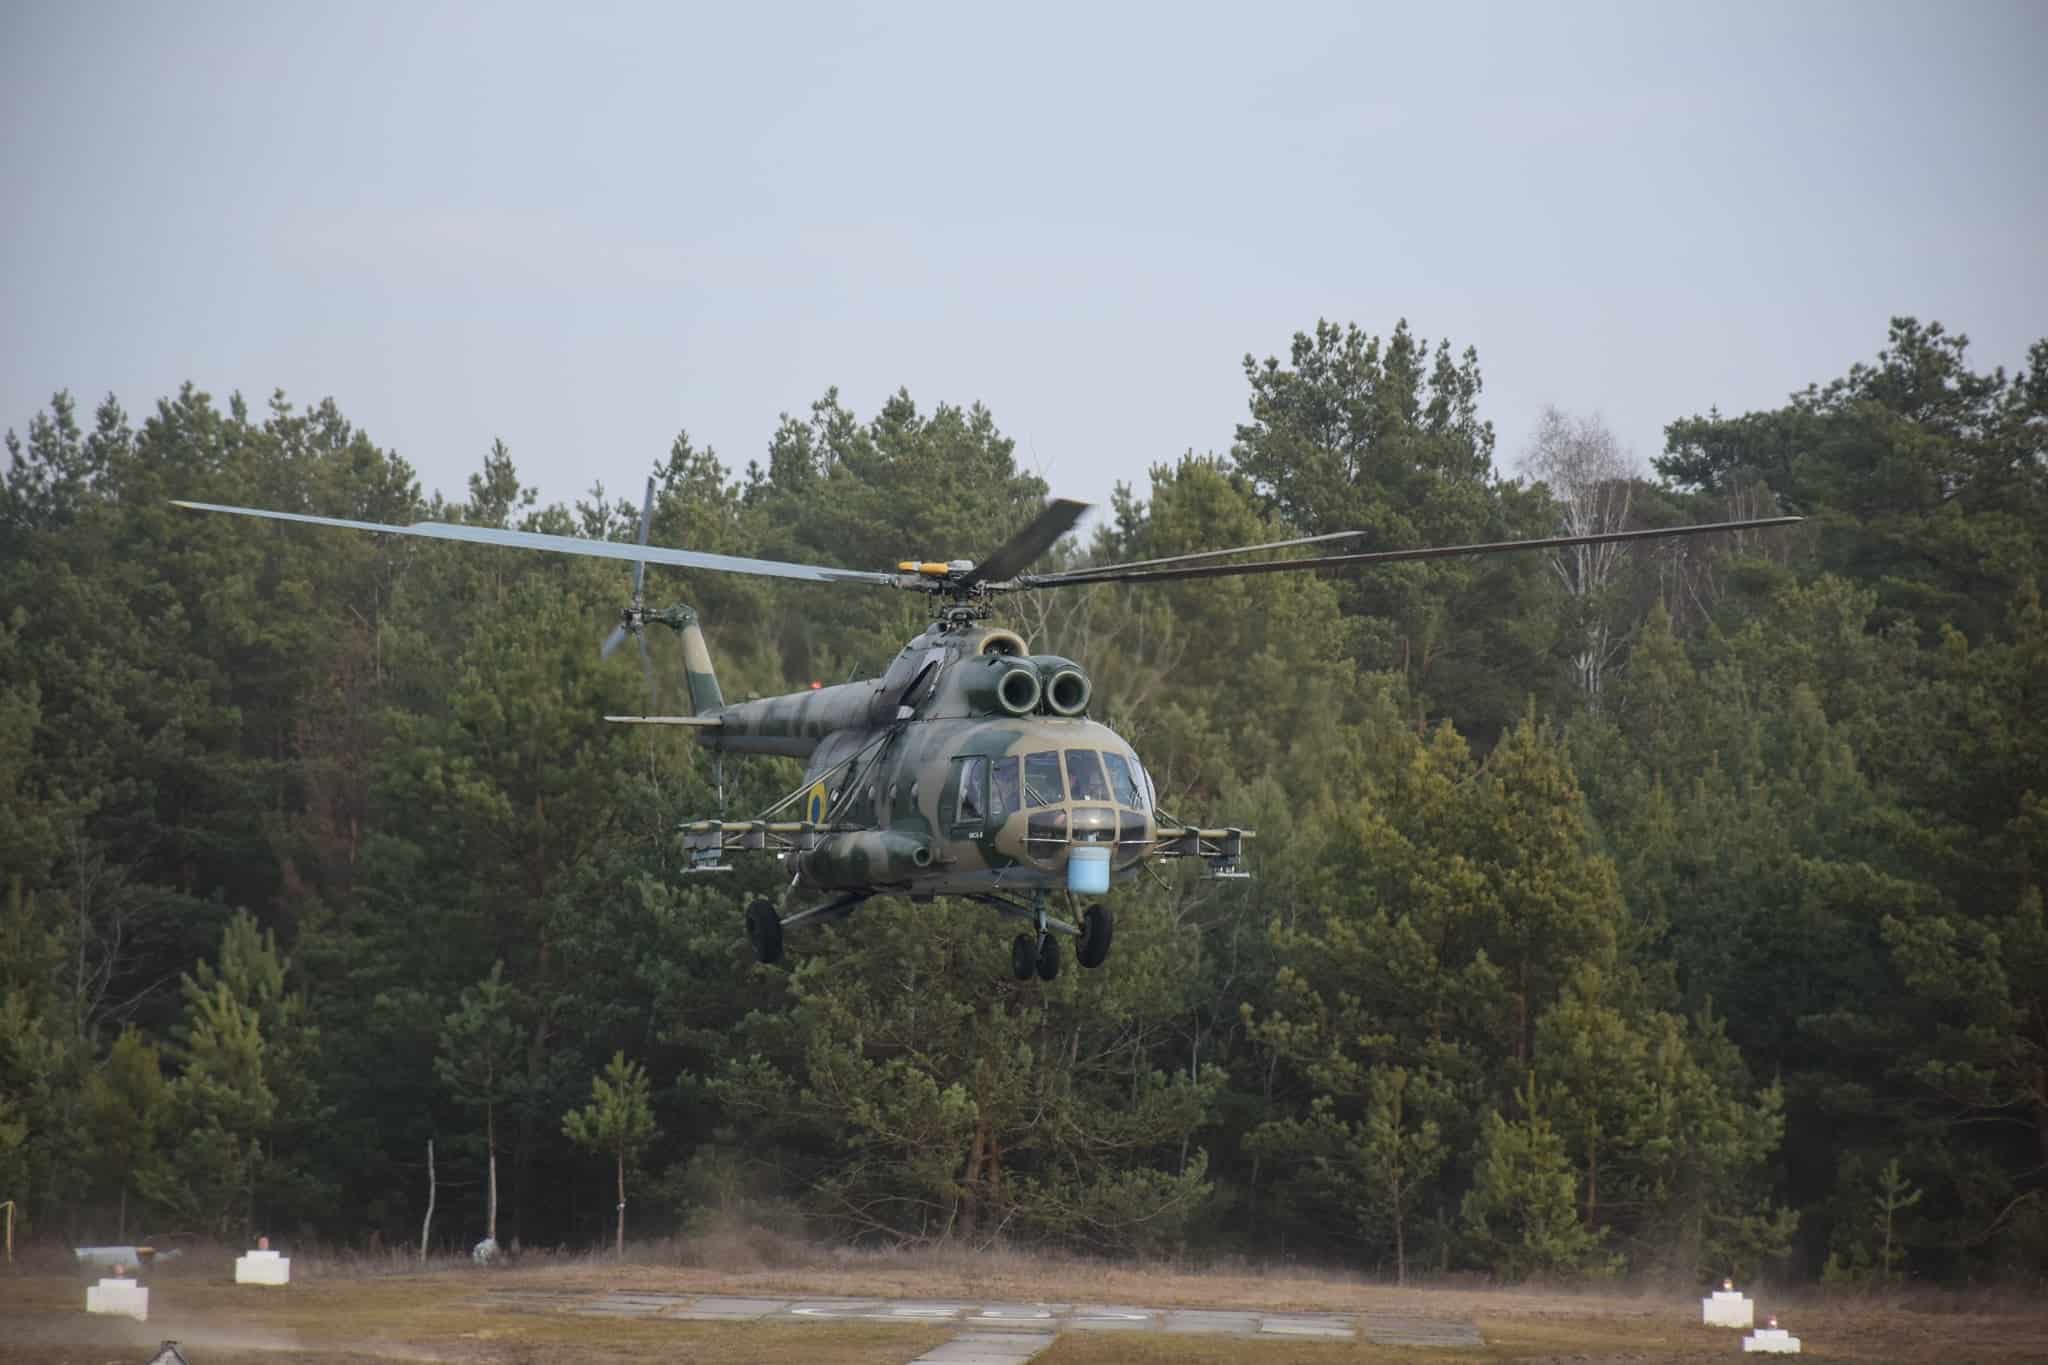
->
[
  {"left": 637, "top": 630, "right": 656, "bottom": 709},
  {"left": 601, "top": 621, "right": 630, "bottom": 660}
]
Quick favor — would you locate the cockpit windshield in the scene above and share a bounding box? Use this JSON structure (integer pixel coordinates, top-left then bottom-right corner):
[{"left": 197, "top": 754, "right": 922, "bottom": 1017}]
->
[
  {"left": 1103, "top": 752, "right": 1145, "bottom": 810},
  {"left": 1065, "top": 749, "right": 1111, "bottom": 802},
  {"left": 1023, "top": 750, "right": 1063, "bottom": 807}
]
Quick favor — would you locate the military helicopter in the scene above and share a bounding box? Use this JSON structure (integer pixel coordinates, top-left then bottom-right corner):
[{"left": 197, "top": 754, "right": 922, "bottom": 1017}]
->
[{"left": 175, "top": 487, "right": 1797, "bottom": 981}]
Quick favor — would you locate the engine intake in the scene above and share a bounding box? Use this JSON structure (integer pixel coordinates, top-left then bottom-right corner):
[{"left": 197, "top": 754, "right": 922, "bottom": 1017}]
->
[
  {"left": 955, "top": 656, "right": 1043, "bottom": 717},
  {"left": 1031, "top": 656, "right": 1092, "bottom": 716}
]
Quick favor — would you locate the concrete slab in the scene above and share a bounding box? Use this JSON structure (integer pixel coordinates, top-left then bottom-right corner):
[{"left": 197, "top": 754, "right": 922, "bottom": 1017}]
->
[
  {"left": 668, "top": 1295, "right": 790, "bottom": 1319},
  {"left": 911, "top": 1331, "right": 1057, "bottom": 1364},
  {"left": 1363, "top": 1313, "right": 1484, "bottom": 1347},
  {"left": 1164, "top": 1310, "right": 1258, "bottom": 1334},
  {"left": 788, "top": 1297, "right": 880, "bottom": 1311},
  {"left": 1064, "top": 1305, "right": 1158, "bottom": 1330},
  {"left": 234, "top": 1249, "right": 291, "bottom": 1285},
  {"left": 1259, "top": 1315, "right": 1356, "bottom": 1338},
  {"left": 85, "top": 1278, "right": 148, "bottom": 1321},
  {"left": 968, "top": 1303, "right": 1063, "bottom": 1323}
]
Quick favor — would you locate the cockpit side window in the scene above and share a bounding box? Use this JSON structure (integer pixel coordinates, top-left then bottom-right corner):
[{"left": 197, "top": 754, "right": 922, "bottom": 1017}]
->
[
  {"left": 989, "top": 755, "right": 1020, "bottom": 823},
  {"left": 956, "top": 756, "right": 987, "bottom": 825},
  {"left": 1066, "top": 749, "right": 1111, "bottom": 802},
  {"left": 1023, "top": 750, "right": 1063, "bottom": 808},
  {"left": 1104, "top": 752, "right": 1145, "bottom": 810}
]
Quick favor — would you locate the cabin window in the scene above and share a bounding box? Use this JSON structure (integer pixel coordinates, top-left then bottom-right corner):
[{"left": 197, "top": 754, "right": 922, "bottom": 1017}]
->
[
  {"left": 1104, "top": 752, "right": 1145, "bottom": 810},
  {"left": 956, "top": 756, "right": 987, "bottom": 826},
  {"left": 1024, "top": 750, "right": 1063, "bottom": 807},
  {"left": 1066, "top": 749, "right": 1111, "bottom": 803},
  {"left": 989, "top": 755, "right": 1020, "bottom": 823}
]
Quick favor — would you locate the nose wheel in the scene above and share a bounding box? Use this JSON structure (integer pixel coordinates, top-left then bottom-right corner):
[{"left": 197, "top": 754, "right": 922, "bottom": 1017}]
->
[{"left": 1012, "top": 932, "right": 1061, "bottom": 981}]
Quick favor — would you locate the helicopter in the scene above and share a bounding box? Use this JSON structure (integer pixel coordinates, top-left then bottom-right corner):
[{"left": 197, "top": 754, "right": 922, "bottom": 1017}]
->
[{"left": 174, "top": 486, "right": 1798, "bottom": 981}]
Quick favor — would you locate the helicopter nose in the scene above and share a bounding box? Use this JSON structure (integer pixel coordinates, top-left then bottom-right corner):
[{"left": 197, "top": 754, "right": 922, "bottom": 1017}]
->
[{"left": 1068, "top": 806, "right": 1116, "bottom": 842}]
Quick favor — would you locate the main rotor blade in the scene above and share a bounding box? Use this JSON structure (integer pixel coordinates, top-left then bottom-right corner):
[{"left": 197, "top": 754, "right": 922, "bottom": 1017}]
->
[
  {"left": 956, "top": 498, "right": 1091, "bottom": 589},
  {"left": 172, "top": 501, "right": 906, "bottom": 587},
  {"left": 630, "top": 476, "right": 655, "bottom": 601},
  {"left": 1022, "top": 527, "right": 1374, "bottom": 584},
  {"left": 1018, "top": 515, "right": 1804, "bottom": 589}
]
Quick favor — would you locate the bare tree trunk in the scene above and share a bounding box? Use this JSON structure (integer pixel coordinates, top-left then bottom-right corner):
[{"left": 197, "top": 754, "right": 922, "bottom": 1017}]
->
[
  {"left": 957, "top": 1119, "right": 986, "bottom": 1240},
  {"left": 1393, "top": 1186, "right": 1406, "bottom": 1288},
  {"left": 420, "top": 1139, "right": 436, "bottom": 1263},
  {"left": 614, "top": 1149, "right": 625, "bottom": 1259},
  {"left": 486, "top": 1106, "right": 498, "bottom": 1245},
  {"left": 1586, "top": 1129, "right": 1599, "bottom": 1227}
]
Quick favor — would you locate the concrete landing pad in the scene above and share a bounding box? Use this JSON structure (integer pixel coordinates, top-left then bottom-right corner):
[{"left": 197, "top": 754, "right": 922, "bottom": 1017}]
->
[
  {"left": 910, "top": 1331, "right": 1058, "bottom": 1364},
  {"left": 477, "top": 1287, "right": 1481, "bottom": 1348}
]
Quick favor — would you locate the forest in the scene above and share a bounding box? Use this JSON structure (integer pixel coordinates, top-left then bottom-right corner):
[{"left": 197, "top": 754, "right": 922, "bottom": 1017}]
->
[{"left": 1, "top": 316, "right": 2043, "bottom": 1287}]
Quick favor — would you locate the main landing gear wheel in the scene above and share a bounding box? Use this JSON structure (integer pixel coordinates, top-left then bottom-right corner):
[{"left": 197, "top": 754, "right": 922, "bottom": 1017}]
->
[
  {"left": 1035, "top": 931, "right": 1060, "bottom": 981},
  {"left": 747, "top": 898, "right": 783, "bottom": 965},
  {"left": 1011, "top": 933, "right": 1038, "bottom": 981},
  {"left": 1076, "top": 903, "right": 1114, "bottom": 969}
]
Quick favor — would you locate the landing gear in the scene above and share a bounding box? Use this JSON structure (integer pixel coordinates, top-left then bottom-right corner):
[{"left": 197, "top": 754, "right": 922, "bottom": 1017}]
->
[
  {"left": 978, "top": 891, "right": 1104, "bottom": 981},
  {"left": 1035, "top": 931, "right": 1060, "bottom": 981},
  {"left": 1076, "top": 903, "right": 1114, "bottom": 969},
  {"left": 746, "top": 897, "right": 783, "bottom": 965},
  {"left": 1011, "top": 931, "right": 1062, "bottom": 981}
]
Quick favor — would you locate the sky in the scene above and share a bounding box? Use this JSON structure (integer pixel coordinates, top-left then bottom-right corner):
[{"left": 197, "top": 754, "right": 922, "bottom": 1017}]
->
[{"left": 4, "top": 1, "right": 2044, "bottom": 538}]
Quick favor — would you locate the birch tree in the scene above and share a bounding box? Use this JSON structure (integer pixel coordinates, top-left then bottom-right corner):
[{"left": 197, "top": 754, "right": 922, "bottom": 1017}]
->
[{"left": 1523, "top": 406, "right": 1636, "bottom": 706}]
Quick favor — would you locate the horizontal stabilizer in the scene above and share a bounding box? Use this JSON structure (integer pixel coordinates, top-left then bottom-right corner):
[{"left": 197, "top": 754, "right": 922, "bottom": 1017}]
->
[{"left": 603, "top": 715, "right": 725, "bottom": 726}]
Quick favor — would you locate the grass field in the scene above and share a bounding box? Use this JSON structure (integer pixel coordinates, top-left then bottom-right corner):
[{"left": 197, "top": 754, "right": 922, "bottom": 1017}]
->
[{"left": 3, "top": 1239, "right": 2044, "bottom": 1363}]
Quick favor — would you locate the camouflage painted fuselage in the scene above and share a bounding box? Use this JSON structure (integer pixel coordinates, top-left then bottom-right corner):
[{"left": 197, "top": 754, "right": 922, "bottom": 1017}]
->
[{"left": 683, "top": 618, "right": 1155, "bottom": 895}]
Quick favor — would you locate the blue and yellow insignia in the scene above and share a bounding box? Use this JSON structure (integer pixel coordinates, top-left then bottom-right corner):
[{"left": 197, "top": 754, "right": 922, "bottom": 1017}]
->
[{"left": 804, "top": 780, "right": 829, "bottom": 826}]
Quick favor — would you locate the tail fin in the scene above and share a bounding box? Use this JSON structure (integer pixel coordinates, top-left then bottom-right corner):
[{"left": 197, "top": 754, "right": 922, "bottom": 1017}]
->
[{"left": 670, "top": 606, "right": 726, "bottom": 716}]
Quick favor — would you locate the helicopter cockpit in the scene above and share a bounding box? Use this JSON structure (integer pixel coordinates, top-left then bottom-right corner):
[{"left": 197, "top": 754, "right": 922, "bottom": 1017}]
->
[{"left": 947, "top": 740, "right": 1157, "bottom": 892}]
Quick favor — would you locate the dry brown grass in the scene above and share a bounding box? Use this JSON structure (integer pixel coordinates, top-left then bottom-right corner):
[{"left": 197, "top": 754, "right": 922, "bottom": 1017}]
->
[
  {"left": 0, "top": 1268, "right": 950, "bottom": 1364},
  {"left": 6, "top": 1232, "right": 2045, "bottom": 1363}
]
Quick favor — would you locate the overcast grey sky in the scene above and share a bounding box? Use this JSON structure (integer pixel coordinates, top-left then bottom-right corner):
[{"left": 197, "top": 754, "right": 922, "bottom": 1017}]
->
[{"left": 4, "top": 1, "right": 2043, "bottom": 525}]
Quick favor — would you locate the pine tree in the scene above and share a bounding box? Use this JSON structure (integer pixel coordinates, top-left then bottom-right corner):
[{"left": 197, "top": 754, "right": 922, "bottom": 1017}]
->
[
  {"left": 563, "top": 1051, "right": 657, "bottom": 1257},
  {"left": 435, "top": 963, "right": 523, "bottom": 1247}
]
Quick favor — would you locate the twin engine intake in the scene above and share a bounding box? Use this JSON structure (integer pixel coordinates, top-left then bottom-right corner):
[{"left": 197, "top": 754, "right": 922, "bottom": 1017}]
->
[{"left": 957, "top": 648, "right": 1093, "bottom": 718}]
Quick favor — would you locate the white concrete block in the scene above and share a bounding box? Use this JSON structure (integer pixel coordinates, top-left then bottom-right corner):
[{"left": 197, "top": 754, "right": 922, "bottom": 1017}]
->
[
  {"left": 1744, "top": 1327, "right": 1802, "bottom": 1353},
  {"left": 86, "top": 1277, "right": 149, "bottom": 1320},
  {"left": 1704, "top": 1290, "right": 1754, "bottom": 1327},
  {"left": 235, "top": 1248, "right": 291, "bottom": 1285}
]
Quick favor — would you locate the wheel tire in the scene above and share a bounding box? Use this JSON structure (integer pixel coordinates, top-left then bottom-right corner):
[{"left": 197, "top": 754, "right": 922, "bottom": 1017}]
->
[
  {"left": 1011, "top": 933, "right": 1038, "bottom": 981},
  {"left": 1036, "top": 931, "right": 1061, "bottom": 982},
  {"left": 1076, "top": 903, "right": 1114, "bottom": 969},
  {"left": 747, "top": 898, "right": 783, "bottom": 965}
]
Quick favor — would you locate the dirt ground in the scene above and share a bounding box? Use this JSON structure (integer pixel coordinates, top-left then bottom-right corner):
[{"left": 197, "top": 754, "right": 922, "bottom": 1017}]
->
[{"left": 3, "top": 1247, "right": 2043, "bottom": 1363}]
